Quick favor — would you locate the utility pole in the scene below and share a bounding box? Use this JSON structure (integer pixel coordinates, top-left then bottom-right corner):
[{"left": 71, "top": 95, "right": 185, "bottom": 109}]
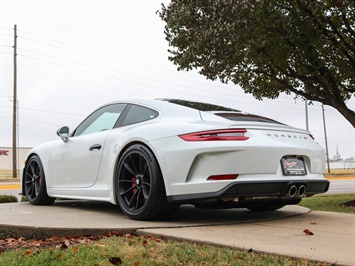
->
[
  {"left": 305, "top": 99, "right": 309, "bottom": 131},
  {"left": 322, "top": 104, "right": 330, "bottom": 173},
  {"left": 12, "top": 25, "right": 17, "bottom": 178}
]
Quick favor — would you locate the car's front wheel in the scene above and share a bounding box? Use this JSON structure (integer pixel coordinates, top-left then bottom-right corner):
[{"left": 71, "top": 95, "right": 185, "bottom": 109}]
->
[
  {"left": 23, "top": 155, "right": 56, "bottom": 205},
  {"left": 115, "top": 144, "right": 178, "bottom": 220}
]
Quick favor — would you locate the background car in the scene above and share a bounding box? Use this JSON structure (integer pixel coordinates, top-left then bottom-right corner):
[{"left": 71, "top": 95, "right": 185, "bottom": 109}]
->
[{"left": 21, "top": 98, "right": 329, "bottom": 220}]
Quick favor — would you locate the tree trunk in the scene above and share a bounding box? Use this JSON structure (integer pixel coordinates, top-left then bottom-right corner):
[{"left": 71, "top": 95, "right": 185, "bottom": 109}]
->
[{"left": 330, "top": 101, "right": 355, "bottom": 128}]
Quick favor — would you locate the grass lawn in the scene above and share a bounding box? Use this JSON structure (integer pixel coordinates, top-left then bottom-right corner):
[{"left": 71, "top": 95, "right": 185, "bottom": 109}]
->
[
  {"left": 299, "top": 193, "right": 355, "bottom": 214},
  {"left": 0, "top": 234, "right": 322, "bottom": 266}
]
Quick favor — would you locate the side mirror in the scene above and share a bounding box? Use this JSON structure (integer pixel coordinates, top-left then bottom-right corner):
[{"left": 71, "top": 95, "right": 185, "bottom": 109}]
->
[{"left": 57, "top": 126, "right": 70, "bottom": 143}]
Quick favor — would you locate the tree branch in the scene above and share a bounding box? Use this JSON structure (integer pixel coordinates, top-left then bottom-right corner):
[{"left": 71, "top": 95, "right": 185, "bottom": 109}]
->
[
  {"left": 341, "top": 10, "right": 355, "bottom": 39},
  {"left": 325, "top": 17, "right": 355, "bottom": 68}
]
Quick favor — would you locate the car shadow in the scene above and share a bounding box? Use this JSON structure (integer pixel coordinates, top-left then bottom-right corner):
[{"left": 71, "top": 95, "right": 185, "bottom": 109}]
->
[
  {"left": 51, "top": 199, "right": 307, "bottom": 225},
  {"left": 0, "top": 200, "right": 309, "bottom": 239}
]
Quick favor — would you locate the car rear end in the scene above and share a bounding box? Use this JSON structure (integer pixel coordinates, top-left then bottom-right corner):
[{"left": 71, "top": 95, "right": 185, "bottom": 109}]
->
[{"left": 155, "top": 108, "right": 329, "bottom": 208}]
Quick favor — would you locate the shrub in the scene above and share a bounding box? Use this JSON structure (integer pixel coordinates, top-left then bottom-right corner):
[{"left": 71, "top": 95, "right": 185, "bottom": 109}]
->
[
  {"left": 21, "top": 196, "right": 28, "bottom": 202},
  {"left": 0, "top": 195, "right": 18, "bottom": 203}
]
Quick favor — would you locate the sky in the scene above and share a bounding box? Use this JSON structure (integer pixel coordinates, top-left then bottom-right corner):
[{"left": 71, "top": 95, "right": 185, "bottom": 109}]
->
[{"left": 0, "top": 0, "right": 354, "bottom": 161}]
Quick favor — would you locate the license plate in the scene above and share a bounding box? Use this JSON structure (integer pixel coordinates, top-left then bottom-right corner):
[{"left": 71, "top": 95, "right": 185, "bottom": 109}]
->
[{"left": 281, "top": 157, "right": 307, "bottom": 176}]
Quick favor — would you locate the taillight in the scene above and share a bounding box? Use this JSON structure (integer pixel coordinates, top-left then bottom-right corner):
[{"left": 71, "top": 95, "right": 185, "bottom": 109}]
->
[
  {"left": 179, "top": 129, "right": 249, "bottom": 141},
  {"left": 207, "top": 174, "right": 239, "bottom": 181}
]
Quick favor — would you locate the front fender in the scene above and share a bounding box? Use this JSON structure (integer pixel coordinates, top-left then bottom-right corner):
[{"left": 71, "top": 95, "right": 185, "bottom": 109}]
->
[{"left": 21, "top": 141, "right": 57, "bottom": 194}]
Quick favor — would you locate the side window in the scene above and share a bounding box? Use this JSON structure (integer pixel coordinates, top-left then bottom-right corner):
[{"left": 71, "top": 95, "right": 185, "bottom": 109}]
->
[
  {"left": 73, "top": 104, "right": 127, "bottom": 137},
  {"left": 122, "top": 104, "right": 159, "bottom": 126}
]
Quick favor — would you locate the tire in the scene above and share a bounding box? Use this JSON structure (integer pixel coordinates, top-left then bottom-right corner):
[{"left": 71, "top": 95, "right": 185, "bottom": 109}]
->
[
  {"left": 23, "top": 155, "right": 56, "bottom": 205},
  {"left": 115, "top": 144, "right": 179, "bottom": 220}
]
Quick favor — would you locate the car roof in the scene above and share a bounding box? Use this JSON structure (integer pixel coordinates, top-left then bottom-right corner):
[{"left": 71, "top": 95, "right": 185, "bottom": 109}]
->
[
  {"left": 97, "top": 97, "right": 291, "bottom": 128},
  {"left": 105, "top": 97, "right": 241, "bottom": 112}
]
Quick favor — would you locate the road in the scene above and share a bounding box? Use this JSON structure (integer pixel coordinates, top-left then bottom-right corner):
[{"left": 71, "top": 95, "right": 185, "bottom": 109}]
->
[
  {"left": 327, "top": 179, "right": 355, "bottom": 194},
  {"left": 0, "top": 180, "right": 354, "bottom": 201},
  {"left": 0, "top": 184, "right": 21, "bottom": 200}
]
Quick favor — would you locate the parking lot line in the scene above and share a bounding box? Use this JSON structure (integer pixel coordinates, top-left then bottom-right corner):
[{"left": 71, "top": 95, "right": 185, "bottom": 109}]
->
[{"left": 0, "top": 184, "right": 20, "bottom": 190}]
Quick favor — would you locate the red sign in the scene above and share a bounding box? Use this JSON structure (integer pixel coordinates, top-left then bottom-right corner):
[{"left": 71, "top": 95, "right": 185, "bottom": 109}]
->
[{"left": 0, "top": 150, "right": 9, "bottom": 156}]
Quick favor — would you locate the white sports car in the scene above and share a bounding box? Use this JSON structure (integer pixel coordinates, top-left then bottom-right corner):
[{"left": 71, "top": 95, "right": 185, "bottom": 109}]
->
[{"left": 21, "top": 98, "right": 329, "bottom": 220}]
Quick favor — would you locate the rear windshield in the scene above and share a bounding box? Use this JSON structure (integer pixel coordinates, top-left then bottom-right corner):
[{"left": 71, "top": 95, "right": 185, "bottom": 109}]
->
[
  {"left": 160, "top": 98, "right": 282, "bottom": 124},
  {"left": 216, "top": 113, "right": 283, "bottom": 124},
  {"left": 160, "top": 99, "right": 241, "bottom": 112}
]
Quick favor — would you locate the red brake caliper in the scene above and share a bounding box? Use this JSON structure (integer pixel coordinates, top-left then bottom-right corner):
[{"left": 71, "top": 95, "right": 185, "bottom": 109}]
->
[{"left": 131, "top": 177, "right": 137, "bottom": 194}]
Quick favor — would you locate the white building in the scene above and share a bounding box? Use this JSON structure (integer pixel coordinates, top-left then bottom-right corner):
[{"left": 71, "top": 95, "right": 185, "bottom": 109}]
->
[
  {"left": 0, "top": 147, "right": 32, "bottom": 171},
  {"left": 329, "top": 160, "right": 355, "bottom": 169}
]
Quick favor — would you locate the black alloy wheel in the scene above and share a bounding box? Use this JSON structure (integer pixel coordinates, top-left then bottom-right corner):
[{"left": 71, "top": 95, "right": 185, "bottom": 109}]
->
[
  {"left": 116, "top": 144, "right": 178, "bottom": 220},
  {"left": 23, "top": 155, "right": 55, "bottom": 205}
]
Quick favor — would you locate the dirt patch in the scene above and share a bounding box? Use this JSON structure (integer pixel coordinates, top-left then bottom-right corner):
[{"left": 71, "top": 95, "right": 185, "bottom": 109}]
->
[
  {"left": 0, "top": 231, "right": 127, "bottom": 251},
  {"left": 341, "top": 200, "right": 355, "bottom": 207}
]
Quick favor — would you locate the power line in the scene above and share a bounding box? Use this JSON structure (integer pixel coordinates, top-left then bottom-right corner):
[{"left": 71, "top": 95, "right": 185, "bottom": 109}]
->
[
  {"left": 18, "top": 29, "right": 189, "bottom": 74},
  {"left": 16, "top": 35, "right": 238, "bottom": 88},
  {"left": 6, "top": 28, "right": 354, "bottom": 109},
  {"left": 0, "top": 33, "right": 13, "bottom": 37},
  {"left": 18, "top": 35, "right": 239, "bottom": 92},
  {"left": 12, "top": 29, "right": 313, "bottom": 108},
  {"left": 1, "top": 105, "right": 85, "bottom": 117},
  {"left": 17, "top": 49, "right": 258, "bottom": 100},
  {"left": 14, "top": 44, "right": 306, "bottom": 109},
  {"left": 18, "top": 54, "right": 307, "bottom": 110},
  {"left": 19, "top": 116, "right": 63, "bottom": 127},
  {"left": 18, "top": 54, "right": 245, "bottom": 105},
  {"left": 16, "top": 30, "right": 306, "bottom": 104},
  {"left": 3, "top": 28, "right": 335, "bottom": 113}
]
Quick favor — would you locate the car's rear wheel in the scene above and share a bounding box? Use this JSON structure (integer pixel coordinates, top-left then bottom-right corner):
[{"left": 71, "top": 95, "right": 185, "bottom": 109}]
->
[
  {"left": 115, "top": 144, "right": 179, "bottom": 220},
  {"left": 23, "top": 155, "right": 56, "bottom": 205}
]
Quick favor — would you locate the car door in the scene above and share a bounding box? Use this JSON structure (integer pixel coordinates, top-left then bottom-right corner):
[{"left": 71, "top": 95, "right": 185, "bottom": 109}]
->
[{"left": 50, "top": 103, "right": 127, "bottom": 188}]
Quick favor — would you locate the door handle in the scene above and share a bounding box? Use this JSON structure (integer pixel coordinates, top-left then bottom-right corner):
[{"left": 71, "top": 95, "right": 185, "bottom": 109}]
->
[{"left": 89, "top": 144, "right": 102, "bottom": 151}]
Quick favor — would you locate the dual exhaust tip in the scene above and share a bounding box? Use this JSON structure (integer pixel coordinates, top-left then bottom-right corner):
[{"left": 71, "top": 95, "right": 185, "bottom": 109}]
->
[{"left": 288, "top": 184, "right": 306, "bottom": 198}]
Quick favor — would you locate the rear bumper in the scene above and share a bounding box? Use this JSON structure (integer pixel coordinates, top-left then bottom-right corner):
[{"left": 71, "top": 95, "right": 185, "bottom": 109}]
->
[{"left": 167, "top": 179, "right": 330, "bottom": 203}]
